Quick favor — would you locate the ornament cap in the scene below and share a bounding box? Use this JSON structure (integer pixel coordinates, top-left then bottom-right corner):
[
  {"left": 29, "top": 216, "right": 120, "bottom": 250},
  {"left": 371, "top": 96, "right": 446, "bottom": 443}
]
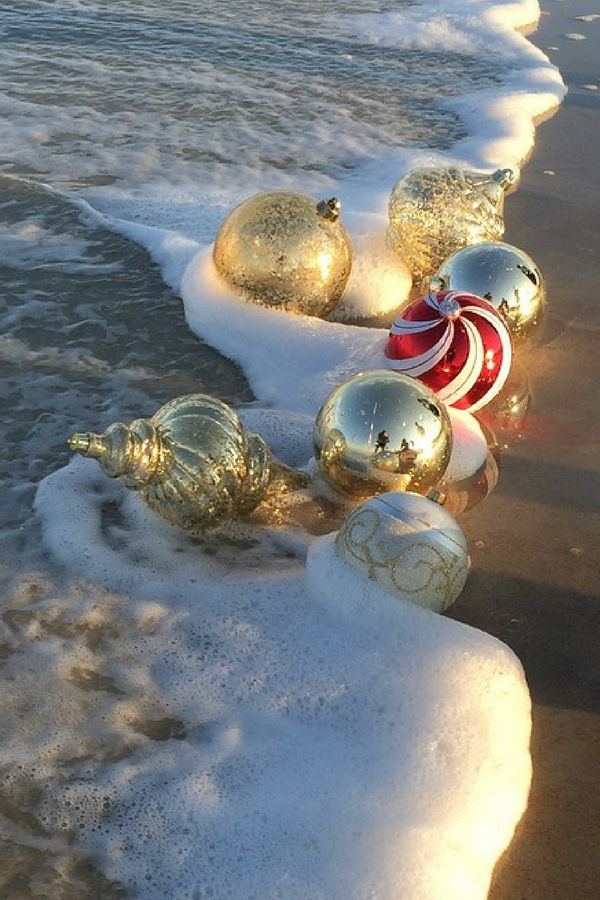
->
[
  {"left": 437, "top": 294, "right": 461, "bottom": 320},
  {"left": 316, "top": 197, "right": 342, "bottom": 222},
  {"left": 492, "top": 167, "right": 516, "bottom": 190},
  {"left": 426, "top": 487, "right": 447, "bottom": 506},
  {"left": 428, "top": 275, "right": 446, "bottom": 293},
  {"left": 68, "top": 432, "right": 93, "bottom": 454}
]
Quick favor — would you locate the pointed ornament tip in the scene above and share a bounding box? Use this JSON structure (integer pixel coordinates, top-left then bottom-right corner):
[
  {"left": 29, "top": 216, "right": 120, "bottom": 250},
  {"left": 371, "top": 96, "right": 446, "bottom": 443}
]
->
[{"left": 68, "top": 433, "right": 91, "bottom": 454}]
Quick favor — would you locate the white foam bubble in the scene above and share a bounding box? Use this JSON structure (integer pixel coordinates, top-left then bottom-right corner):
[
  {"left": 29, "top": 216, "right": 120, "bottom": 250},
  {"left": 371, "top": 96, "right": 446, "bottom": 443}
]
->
[{"left": 24, "top": 456, "right": 532, "bottom": 899}]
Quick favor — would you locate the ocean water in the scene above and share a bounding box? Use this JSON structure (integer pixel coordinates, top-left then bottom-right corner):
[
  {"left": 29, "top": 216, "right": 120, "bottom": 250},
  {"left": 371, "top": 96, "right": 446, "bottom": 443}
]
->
[{"left": 0, "top": 1, "right": 563, "bottom": 897}]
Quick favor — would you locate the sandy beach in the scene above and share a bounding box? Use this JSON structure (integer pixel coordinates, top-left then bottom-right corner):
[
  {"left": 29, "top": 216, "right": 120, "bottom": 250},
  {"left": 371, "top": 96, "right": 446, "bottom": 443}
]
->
[{"left": 451, "top": 2, "right": 600, "bottom": 896}]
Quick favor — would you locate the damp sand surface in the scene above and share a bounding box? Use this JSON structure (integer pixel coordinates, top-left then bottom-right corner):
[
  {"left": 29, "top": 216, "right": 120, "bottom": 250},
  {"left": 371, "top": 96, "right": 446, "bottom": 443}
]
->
[{"left": 452, "top": 3, "right": 600, "bottom": 897}]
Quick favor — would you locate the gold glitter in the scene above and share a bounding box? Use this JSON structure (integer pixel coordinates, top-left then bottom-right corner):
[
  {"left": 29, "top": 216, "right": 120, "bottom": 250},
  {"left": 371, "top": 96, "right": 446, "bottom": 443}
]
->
[
  {"left": 335, "top": 504, "right": 468, "bottom": 611},
  {"left": 213, "top": 191, "right": 352, "bottom": 317},
  {"left": 387, "top": 167, "right": 515, "bottom": 285}
]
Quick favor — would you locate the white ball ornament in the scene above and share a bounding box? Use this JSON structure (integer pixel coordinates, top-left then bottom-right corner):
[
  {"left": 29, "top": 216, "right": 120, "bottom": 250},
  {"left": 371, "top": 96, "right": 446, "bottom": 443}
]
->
[{"left": 334, "top": 491, "right": 470, "bottom": 613}]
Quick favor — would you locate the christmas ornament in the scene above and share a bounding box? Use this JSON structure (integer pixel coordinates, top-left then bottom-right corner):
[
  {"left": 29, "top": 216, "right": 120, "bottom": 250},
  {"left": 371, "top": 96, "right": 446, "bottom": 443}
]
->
[
  {"left": 385, "top": 289, "right": 513, "bottom": 412},
  {"left": 387, "top": 166, "right": 516, "bottom": 282},
  {"left": 435, "top": 241, "right": 545, "bottom": 343},
  {"left": 334, "top": 490, "right": 469, "bottom": 613},
  {"left": 313, "top": 370, "right": 452, "bottom": 499},
  {"left": 213, "top": 191, "right": 352, "bottom": 317},
  {"left": 68, "top": 394, "right": 308, "bottom": 532}
]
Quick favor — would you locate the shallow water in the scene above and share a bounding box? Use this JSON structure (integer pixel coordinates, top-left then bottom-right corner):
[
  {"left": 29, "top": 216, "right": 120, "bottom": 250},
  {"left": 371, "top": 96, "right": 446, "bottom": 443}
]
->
[{"left": 1, "top": 0, "right": 501, "bottom": 194}]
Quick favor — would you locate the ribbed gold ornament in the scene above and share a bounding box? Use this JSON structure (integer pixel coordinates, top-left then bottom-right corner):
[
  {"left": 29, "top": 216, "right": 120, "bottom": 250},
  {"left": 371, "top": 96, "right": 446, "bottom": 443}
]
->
[
  {"left": 213, "top": 191, "right": 352, "bottom": 317},
  {"left": 387, "top": 167, "right": 516, "bottom": 283},
  {"left": 68, "top": 394, "right": 308, "bottom": 532}
]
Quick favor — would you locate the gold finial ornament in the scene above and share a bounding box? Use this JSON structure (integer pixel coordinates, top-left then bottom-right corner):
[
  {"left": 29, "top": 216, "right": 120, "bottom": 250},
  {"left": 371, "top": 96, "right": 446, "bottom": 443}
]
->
[
  {"left": 387, "top": 166, "right": 516, "bottom": 283},
  {"left": 68, "top": 394, "right": 308, "bottom": 532},
  {"left": 213, "top": 191, "right": 352, "bottom": 317},
  {"left": 313, "top": 371, "right": 452, "bottom": 499}
]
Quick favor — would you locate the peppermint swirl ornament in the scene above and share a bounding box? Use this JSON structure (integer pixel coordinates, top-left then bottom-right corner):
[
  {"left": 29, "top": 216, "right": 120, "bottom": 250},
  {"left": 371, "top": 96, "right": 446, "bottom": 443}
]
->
[{"left": 385, "top": 290, "right": 512, "bottom": 412}]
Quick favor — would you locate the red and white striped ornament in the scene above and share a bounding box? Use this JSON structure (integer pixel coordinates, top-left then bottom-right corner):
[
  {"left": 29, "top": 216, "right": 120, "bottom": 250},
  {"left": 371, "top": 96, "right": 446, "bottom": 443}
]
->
[{"left": 385, "top": 290, "right": 512, "bottom": 412}]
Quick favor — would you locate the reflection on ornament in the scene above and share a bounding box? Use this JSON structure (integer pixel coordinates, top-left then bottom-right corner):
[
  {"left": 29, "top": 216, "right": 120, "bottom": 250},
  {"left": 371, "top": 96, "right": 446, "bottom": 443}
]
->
[
  {"left": 213, "top": 191, "right": 352, "bottom": 317},
  {"left": 385, "top": 290, "right": 513, "bottom": 412},
  {"left": 443, "top": 447, "right": 501, "bottom": 516},
  {"left": 68, "top": 394, "right": 308, "bottom": 532},
  {"left": 313, "top": 370, "right": 452, "bottom": 499},
  {"left": 387, "top": 166, "right": 515, "bottom": 282},
  {"left": 476, "top": 361, "right": 532, "bottom": 443},
  {"left": 435, "top": 241, "right": 545, "bottom": 343},
  {"left": 335, "top": 490, "right": 469, "bottom": 613}
]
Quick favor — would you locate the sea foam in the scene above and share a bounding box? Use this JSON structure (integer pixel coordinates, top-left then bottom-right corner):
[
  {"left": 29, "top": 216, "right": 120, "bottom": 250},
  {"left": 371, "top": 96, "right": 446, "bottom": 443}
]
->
[{"left": 25, "top": 450, "right": 532, "bottom": 900}]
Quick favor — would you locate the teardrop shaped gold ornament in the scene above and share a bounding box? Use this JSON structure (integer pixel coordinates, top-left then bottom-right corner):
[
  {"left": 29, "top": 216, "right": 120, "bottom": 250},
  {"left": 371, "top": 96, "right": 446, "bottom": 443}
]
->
[
  {"left": 69, "top": 394, "right": 308, "bottom": 532},
  {"left": 387, "top": 167, "right": 516, "bottom": 284}
]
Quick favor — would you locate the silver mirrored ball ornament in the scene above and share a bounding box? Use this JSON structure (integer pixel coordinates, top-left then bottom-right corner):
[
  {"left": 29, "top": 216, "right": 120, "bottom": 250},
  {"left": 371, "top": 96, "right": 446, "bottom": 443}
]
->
[{"left": 435, "top": 241, "right": 545, "bottom": 343}]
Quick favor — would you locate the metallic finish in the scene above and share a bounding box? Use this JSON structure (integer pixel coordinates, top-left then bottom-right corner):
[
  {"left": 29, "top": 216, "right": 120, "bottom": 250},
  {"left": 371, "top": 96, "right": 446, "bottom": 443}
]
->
[
  {"left": 435, "top": 241, "right": 545, "bottom": 343},
  {"left": 213, "top": 191, "right": 352, "bottom": 317},
  {"left": 476, "top": 360, "right": 532, "bottom": 443},
  {"left": 387, "top": 166, "right": 515, "bottom": 282},
  {"left": 443, "top": 447, "right": 500, "bottom": 516},
  {"left": 335, "top": 491, "right": 469, "bottom": 612},
  {"left": 68, "top": 394, "right": 308, "bottom": 532},
  {"left": 385, "top": 289, "right": 513, "bottom": 413},
  {"left": 313, "top": 370, "right": 452, "bottom": 499}
]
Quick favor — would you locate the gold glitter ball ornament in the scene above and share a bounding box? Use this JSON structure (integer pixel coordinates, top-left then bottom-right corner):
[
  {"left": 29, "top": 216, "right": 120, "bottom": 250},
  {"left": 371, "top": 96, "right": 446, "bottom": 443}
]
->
[
  {"left": 335, "top": 490, "right": 469, "bottom": 613},
  {"left": 213, "top": 191, "right": 352, "bottom": 317},
  {"left": 434, "top": 241, "right": 545, "bottom": 344},
  {"left": 68, "top": 394, "right": 308, "bottom": 532},
  {"left": 313, "top": 370, "right": 452, "bottom": 499},
  {"left": 387, "top": 166, "right": 516, "bottom": 283}
]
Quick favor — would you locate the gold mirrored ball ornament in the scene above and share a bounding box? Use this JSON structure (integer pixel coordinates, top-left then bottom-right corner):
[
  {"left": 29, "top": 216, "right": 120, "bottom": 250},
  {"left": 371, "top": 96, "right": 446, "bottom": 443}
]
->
[
  {"left": 434, "top": 241, "right": 545, "bottom": 343},
  {"left": 213, "top": 191, "right": 352, "bottom": 317},
  {"left": 313, "top": 371, "right": 452, "bottom": 499},
  {"left": 68, "top": 394, "right": 308, "bottom": 532},
  {"left": 387, "top": 166, "right": 516, "bottom": 283}
]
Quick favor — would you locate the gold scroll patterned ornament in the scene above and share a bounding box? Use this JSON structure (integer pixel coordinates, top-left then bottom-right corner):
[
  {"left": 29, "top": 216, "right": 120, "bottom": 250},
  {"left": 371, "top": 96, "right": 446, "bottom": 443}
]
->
[
  {"left": 335, "top": 491, "right": 469, "bottom": 613},
  {"left": 68, "top": 394, "right": 308, "bottom": 533},
  {"left": 387, "top": 167, "right": 516, "bottom": 284},
  {"left": 213, "top": 191, "right": 352, "bottom": 317}
]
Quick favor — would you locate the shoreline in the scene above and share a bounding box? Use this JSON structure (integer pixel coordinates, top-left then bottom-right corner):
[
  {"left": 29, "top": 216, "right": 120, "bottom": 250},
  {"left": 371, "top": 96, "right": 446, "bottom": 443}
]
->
[{"left": 450, "top": 1, "right": 600, "bottom": 896}]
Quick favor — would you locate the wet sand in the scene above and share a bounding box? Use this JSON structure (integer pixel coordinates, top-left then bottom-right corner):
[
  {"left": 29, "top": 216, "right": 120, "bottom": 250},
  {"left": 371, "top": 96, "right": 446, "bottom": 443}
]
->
[{"left": 450, "top": 2, "right": 600, "bottom": 897}]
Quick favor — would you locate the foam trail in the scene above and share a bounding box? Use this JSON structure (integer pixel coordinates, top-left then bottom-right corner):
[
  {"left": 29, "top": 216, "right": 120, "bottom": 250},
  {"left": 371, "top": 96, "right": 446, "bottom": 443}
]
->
[{"left": 24, "top": 453, "right": 532, "bottom": 900}]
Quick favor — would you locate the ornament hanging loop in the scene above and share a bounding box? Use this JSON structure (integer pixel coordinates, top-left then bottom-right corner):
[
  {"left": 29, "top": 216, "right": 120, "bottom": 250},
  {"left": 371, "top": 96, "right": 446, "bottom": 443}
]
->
[{"left": 316, "top": 197, "right": 342, "bottom": 222}]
